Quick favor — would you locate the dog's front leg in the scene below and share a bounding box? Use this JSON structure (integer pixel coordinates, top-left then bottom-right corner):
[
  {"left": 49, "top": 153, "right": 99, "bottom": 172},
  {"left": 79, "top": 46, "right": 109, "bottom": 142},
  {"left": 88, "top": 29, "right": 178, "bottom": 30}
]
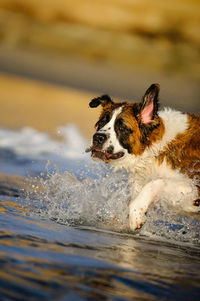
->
[{"left": 129, "top": 179, "right": 165, "bottom": 231}]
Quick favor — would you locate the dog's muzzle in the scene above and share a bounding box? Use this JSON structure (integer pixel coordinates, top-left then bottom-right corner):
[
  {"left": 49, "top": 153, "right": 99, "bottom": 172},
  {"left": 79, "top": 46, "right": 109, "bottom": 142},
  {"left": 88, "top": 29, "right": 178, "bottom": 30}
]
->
[
  {"left": 85, "top": 132, "right": 124, "bottom": 162},
  {"left": 92, "top": 133, "right": 107, "bottom": 148}
]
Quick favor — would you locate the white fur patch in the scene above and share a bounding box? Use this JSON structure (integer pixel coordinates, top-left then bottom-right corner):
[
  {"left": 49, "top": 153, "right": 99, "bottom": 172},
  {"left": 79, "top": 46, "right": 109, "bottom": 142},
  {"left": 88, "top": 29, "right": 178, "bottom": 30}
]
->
[
  {"left": 98, "top": 107, "right": 126, "bottom": 153},
  {"left": 156, "top": 107, "right": 188, "bottom": 153}
]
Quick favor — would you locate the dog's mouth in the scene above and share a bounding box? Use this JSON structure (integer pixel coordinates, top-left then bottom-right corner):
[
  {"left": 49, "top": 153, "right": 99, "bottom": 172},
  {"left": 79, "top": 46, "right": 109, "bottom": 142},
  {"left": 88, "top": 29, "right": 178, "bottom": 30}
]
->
[{"left": 85, "top": 147, "right": 124, "bottom": 163}]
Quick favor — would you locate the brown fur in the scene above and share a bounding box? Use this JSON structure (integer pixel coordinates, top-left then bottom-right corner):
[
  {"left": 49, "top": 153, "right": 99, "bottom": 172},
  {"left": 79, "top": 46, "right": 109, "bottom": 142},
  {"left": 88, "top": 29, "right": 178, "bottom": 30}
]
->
[
  {"left": 100, "top": 103, "right": 166, "bottom": 156},
  {"left": 156, "top": 113, "right": 200, "bottom": 195},
  {"left": 120, "top": 106, "right": 144, "bottom": 155}
]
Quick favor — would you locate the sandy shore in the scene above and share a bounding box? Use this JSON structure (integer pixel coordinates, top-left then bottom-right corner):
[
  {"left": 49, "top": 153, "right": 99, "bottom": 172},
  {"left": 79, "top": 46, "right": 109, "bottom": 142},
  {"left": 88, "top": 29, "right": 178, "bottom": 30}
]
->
[{"left": 0, "top": 72, "right": 100, "bottom": 139}]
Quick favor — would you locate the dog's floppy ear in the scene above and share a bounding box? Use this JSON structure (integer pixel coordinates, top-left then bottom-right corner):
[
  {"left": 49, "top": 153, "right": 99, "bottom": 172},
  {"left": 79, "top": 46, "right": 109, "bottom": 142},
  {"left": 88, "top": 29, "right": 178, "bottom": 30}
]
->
[
  {"left": 89, "top": 94, "right": 113, "bottom": 108},
  {"left": 139, "top": 83, "right": 160, "bottom": 124}
]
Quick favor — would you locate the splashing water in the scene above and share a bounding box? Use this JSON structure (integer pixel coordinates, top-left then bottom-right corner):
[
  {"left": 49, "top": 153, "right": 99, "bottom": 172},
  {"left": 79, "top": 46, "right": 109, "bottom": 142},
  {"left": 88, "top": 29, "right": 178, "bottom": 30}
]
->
[
  {"left": 140, "top": 202, "right": 200, "bottom": 244},
  {"left": 0, "top": 124, "right": 199, "bottom": 244},
  {"left": 28, "top": 167, "right": 130, "bottom": 232},
  {"left": 26, "top": 160, "right": 200, "bottom": 244}
]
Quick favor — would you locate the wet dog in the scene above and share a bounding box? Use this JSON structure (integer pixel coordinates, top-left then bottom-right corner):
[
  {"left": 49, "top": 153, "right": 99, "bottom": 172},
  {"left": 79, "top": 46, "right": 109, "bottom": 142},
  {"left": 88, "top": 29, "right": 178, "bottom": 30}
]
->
[{"left": 86, "top": 84, "right": 200, "bottom": 231}]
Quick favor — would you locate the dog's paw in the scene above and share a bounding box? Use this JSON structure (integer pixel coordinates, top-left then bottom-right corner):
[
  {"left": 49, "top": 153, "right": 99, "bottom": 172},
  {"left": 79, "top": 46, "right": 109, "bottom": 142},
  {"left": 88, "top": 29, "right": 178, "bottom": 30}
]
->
[{"left": 129, "top": 206, "right": 146, "bottom": 231}]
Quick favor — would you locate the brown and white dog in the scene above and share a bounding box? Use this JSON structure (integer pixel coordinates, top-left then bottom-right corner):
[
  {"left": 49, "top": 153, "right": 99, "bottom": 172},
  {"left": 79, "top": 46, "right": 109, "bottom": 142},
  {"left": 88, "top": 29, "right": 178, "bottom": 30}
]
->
[{"left": 86, "top": 84, "right": 200, "bottom": 231}]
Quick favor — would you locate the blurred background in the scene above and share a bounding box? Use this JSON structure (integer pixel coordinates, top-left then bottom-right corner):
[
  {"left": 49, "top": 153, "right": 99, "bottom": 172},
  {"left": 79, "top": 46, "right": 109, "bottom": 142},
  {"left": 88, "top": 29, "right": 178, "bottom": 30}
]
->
[{"left": 0, "top": 0, "right": 199, "bottom": 138}]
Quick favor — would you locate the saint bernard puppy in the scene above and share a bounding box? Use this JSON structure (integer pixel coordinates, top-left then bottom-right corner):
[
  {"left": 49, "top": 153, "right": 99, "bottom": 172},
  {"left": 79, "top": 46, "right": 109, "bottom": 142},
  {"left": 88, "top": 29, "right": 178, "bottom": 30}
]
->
[{"left": 86, "top": 84, "right": 200, "bottom": 231}]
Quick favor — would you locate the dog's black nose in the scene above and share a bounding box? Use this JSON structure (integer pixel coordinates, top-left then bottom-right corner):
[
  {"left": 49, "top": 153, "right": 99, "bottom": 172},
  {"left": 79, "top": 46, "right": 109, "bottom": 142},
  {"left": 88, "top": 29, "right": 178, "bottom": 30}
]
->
[{"left": 93, "top": 133, "right": 107, "bottom": 146}]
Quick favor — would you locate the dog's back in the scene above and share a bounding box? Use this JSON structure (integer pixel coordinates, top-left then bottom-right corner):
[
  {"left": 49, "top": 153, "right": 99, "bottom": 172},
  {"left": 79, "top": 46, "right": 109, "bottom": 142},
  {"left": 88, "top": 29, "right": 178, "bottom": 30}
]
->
[{"left": 156, "top": 111, "right": 200, "bottom": 193}]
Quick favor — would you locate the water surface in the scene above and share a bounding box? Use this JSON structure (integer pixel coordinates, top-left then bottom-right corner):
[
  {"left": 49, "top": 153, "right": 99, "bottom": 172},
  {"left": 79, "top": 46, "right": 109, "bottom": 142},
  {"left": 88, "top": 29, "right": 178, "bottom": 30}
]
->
[{"left": 0, "top": 125, "right": 199, "bottom": 300}]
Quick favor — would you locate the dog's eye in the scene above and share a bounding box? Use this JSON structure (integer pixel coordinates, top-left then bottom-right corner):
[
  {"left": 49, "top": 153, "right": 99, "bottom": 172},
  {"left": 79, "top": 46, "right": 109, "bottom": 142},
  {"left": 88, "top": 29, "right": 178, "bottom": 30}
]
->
[
  {"left": 95, "top": 113, "right": 110, "bottom": 130},
  {"left": 115, "top": 119, "right": 133, "bottom": 135},
  {"left": 118, "top": 124, "right": 125, "bottom": 131}
]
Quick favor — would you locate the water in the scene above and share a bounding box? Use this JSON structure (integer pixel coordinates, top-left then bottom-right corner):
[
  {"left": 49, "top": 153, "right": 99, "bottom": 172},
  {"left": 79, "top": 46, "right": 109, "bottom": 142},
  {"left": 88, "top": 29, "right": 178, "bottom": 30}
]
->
[{"left": 0, "top": 125, "right": 199, "bottom": 300}]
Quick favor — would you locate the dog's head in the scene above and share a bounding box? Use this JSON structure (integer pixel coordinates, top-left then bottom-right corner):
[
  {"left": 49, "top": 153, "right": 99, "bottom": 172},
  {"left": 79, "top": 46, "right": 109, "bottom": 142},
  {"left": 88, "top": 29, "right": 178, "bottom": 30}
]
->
[{"left": 86, "top": 84, "right": 163, "bottom": 163}]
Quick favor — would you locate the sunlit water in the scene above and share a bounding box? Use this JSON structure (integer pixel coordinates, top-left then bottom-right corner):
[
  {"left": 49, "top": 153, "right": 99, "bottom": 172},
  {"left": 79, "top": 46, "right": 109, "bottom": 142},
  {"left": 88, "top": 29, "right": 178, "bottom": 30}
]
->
[{"left": 0, "top": 125, "right": 199, "bottom": 300}]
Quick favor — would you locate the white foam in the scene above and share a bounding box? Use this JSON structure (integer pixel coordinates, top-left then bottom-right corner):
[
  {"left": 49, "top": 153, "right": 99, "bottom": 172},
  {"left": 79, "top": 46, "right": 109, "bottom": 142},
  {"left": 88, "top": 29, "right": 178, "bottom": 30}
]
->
[{"left": 0, "top": 124, "right": 88, "bottom": 159}]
